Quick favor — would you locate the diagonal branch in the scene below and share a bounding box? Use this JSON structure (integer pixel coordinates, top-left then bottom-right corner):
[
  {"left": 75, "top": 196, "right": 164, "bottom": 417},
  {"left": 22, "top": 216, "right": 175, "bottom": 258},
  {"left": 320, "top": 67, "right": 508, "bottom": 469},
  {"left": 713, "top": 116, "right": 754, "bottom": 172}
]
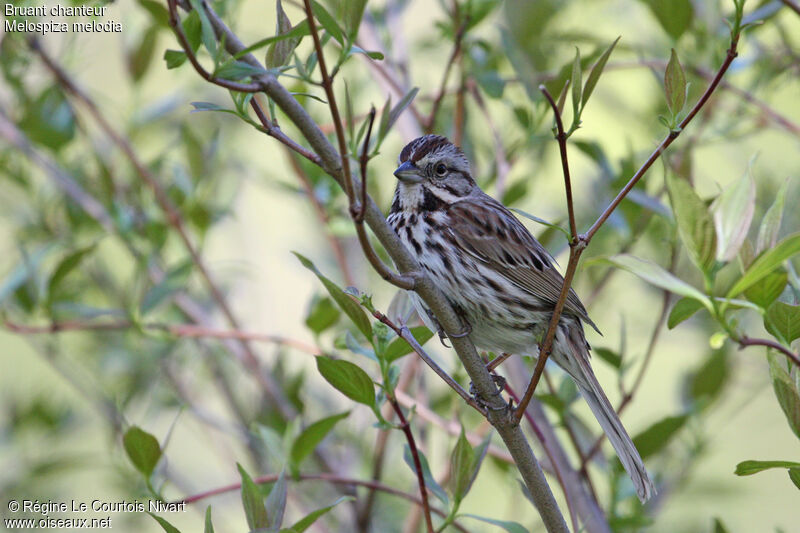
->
[
  {"left": 174, "top": 2, "right": 569, "bottom": 530},
  {"left": 514, "top": 21, "right": 743, "bottom": 423}
]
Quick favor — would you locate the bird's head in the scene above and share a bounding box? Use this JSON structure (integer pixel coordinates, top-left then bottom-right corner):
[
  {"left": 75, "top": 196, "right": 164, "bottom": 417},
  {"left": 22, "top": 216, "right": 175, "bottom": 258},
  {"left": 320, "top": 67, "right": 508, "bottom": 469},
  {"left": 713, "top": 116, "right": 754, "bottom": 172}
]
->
[{"left": 392, "top": 135, "right": 476, "bottom": 209}]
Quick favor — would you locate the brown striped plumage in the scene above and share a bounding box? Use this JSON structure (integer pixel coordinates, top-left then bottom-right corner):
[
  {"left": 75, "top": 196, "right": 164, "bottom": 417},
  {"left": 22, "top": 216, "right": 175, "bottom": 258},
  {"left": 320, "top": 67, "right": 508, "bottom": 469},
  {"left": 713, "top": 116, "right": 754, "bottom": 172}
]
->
[{"left": 389, "top": 135, "right": 655, "bottom": 502}]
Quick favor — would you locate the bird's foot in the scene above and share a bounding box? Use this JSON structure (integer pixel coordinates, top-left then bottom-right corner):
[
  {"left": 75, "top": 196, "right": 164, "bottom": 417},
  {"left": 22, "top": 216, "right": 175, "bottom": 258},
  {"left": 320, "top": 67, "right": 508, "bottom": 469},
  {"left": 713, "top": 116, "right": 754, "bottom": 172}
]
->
[{"left": 470, "top": 374, "right": 508, "bottom": 411}]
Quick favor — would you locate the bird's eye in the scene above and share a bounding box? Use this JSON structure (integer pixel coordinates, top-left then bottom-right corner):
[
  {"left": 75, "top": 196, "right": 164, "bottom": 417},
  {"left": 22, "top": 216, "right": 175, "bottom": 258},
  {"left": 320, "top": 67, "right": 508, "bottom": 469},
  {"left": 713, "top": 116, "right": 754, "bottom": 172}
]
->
[{"left": 434, "top": 163, "right": 447, "bottom": 176}]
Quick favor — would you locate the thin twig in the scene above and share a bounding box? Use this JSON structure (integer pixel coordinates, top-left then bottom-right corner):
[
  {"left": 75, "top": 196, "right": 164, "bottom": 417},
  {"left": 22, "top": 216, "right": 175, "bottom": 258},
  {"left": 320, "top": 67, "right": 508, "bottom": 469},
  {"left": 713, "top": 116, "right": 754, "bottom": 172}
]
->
[
  {"left": 738, "top": 336, "right": 800, "bottom": 368},
  {"left": 180, "top": 472, "right": 471, "bottom": 532},
  {"left": 3, "top": 319, "right": 320, "bottom": 354},
  {"left": 370, "top": 310, "right": 485, "bottom": 413},
  {"left": 587, "top": 32, "right": 741, "bottom": 241},
  {"left": 388, "top": 395, "right": 434, "bottom": 532},
  {"left": 514, "top": 86, "right": 584, "bottom": 425},
  {"left": 779, "top": 0, "right": 800, "bottom": 17},
  {"left": 425, "top": 17, "right": 468, "bottom": 132},
  {"left": 175, "top": 3, "right": 569, "bottom": 529},
  {"left": 249, "top": 97, "right": 324, "bottom": 165},
  {"left": 514, "top": 23, "right": 742, "bottom": 424}
]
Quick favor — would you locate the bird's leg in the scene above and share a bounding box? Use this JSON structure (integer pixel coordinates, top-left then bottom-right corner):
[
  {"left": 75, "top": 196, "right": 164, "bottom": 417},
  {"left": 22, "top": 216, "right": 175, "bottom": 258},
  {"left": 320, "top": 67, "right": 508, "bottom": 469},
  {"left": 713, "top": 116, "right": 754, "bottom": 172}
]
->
[
  {"left": 427, "top": 307, "right": 472, "bottom": 347},
  {"left": 469, "top": 373, "right": 509, "bottom": 411}
]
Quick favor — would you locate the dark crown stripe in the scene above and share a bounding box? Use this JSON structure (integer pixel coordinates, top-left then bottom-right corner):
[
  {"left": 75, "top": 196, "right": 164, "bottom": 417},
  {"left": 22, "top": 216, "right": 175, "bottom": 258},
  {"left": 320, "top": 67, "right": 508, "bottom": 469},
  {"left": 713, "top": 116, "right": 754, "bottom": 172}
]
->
[{"left": 399, "top": 135, "right": 462, "bottom": 164}]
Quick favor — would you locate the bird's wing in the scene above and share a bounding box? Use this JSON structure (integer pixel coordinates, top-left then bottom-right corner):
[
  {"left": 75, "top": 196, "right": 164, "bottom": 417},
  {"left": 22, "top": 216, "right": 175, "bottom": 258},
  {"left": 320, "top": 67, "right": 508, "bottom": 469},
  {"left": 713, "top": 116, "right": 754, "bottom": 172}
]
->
[{"left": 446, "top": 195, "right": 599, "bottom": 332}]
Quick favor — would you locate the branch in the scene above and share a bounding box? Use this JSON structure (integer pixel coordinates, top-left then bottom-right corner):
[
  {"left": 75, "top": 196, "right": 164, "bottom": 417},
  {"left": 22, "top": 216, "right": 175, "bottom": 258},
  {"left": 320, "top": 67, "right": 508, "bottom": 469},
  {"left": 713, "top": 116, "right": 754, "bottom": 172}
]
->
[
  {"left": 514, "top": 87, "right": 584, "bottom": 424},
  {"left": 176, "top": 3, "right": 569, "bottom": 530},
  {"left": 352, "top": 108, "right": 417, "bottom": 289},
  {"left": 425, "top": 18, "right": 468, "bottom": 132},
  {"left": 586, "top": 31, "right": 741, "bottom": 241},
  {"left": 3, "top": 319, "right": 320, "bottom": 354},
  {"left": 388, "top": 395, "right": 434, "bottom": 532},
  {"left": 779, "top": 0, "right": 800, "bottom": 17},
  {"left": 370, "top": 310, "right": 485, "bottom": 413},
  {"left": 514, "top": 21, "right": 743, "bottom": 423},
  {"left": 180, "top": 472, "right": 470, "bottom": 532},
  {"left": 738, "top": 336, "right": 800, "bottom": 368},
  {"left": 249, "top": 97, "right": 324, "bottom": 165}
]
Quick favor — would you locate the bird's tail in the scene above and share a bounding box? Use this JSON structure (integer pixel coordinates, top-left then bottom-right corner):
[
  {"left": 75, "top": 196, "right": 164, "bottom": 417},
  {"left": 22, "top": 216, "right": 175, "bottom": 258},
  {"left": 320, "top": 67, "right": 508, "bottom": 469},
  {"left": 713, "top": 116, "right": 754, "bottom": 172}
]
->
[{"left": 557, "top": 325, "right": 656, "bottom": 503}]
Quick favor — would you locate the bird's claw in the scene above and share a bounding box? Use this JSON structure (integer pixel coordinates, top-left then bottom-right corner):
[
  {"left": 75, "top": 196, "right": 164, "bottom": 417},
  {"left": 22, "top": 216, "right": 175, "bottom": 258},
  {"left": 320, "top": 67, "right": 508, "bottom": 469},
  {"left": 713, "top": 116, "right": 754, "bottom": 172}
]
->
[{"left": 469, "top": 374, "right": 508, "bottom": 411}]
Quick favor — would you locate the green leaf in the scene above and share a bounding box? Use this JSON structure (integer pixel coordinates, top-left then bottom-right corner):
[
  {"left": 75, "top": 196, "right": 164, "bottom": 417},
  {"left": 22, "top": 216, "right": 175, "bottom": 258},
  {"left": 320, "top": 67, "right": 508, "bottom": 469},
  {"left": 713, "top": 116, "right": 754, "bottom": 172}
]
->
[
  {"left": 383, "top": 326, "right": 434, "bottom": 362},
  {"left": 767, "top": 352, "right": 800, "bottom": 439},
  {"left": 266, "top": 0, "right": 303, "bottom": 68},
  {"left": 19, "top": 87, "right": 76, "bottom": 151},
  {"left": 237, "top": 463, "right": 268, "bottom": 530},
  {"left": 140, "top": 261, "right": 193, "bottom": 314},
  {"left": 164, "top": 49, "right": 187, "bottom": 69},
  {"left": 204, "top": 507, "right": 215, "bottom": 533},
  {"left": 123, "top": 426, "right": 162, "bottom": 477},
  {"left": 305, "top": 295, "right": 340, "bottom": 334},
  {"left": 664, "top": 48, "right": 687, "bottom": 117},
  {"left": 765, "top": 302, "right": 800, "bottom": 345},
  {"left": 290, "top": 412, "right": 349, "bottom": 471},
  {"left": 582, "top": 36, "right": 620, "bottom": 108},
  {"left": 384, "top": 88, "right": 419, "bottom": 137},
  {"left": 605, "top": 254, "right": 711, "bottom": 307},
  {"left": 666, "top": 174, "right": 716, "bottom": 272},
  {"left": 47, "top": 244, "right": 96, "bottom": 308},
  {"left": 343, "top": 0, "right": 368, "bottom": 39},
  {"left": 128, "top": 25, "right": 160, "bottom": 81},
  {"left": 668, "top": 297, "right": 704, "bottom": 329},
  {"left": 265, "top": 469, "right": 287, "bottom": 529},
  {"left": 138, "top": 0, "right": 170, "bottom": 27},
  {"left": 450, "top": 427, "right": 473, "bottom": 503},
  {"left": 727, "top": 233, "right": 800, "bottom": 298},
  {"left": 461, "top": 514, "right": 529, "bottom": 533},
  {"left": 712, "top": 168, "right": 756, "bottom": 262},
  {"left": 403, "top": 445, "right": 449, "bottom": 507},
  {"left": 289, "top": 496, "right": 354, "bottom": 533},
  {"left": 640, "top": 0, "right": 693, "bottom": 39},
  {"left": 713, "top": 518, "right": 730, "bottom": 533},
  {"left": 631, "top": 414, "right": 688, "bottom": 460},
  {"left": 235, "top": 20, "right": 311, "bottom": 59},
  {"left": 188, "top": 0, "right": 217, "bottom": 58},
  {"left": 744, "top": 271, "right": 787, "bottom": 309},
  {"left": 214, "top": 60, "right": 268, "bottom": 81},
  {"left": 149, "top": 513, "right": 182, "bottom": 533},
  {"left": 570, "top": 47, "right": 582, "bottom": 124},
  {"left": 311, "top": 0, "right": 344, "bottom": 45},
  {"left": 294, "top": 253, "right": 372, "bottom": 339},
  {"left": 594, "top": 347, "right": 622, "bottom": 369},
  {"left": 734, "top": 459, "right": 800, "bottom": 476},
  {"left": 789, "top": 468, "right": 800, "bottom": 491},
  {"left": 502, "top": 180, "right": 528, "bottom": 206},
  {"left": 757, "top": 178, "right": 789, "bottom": 254},
  {"left": 315, "top": 356, "right": 375, "bottom": 406},
  {"left": 684, "top": 351, "right": 728, "bottom": 407},
  {"left": 510, "top": 208, "right": 570, "bottom": 238},
  {"left": 181, "top": 11, "right": 202, "bottom": 52}
]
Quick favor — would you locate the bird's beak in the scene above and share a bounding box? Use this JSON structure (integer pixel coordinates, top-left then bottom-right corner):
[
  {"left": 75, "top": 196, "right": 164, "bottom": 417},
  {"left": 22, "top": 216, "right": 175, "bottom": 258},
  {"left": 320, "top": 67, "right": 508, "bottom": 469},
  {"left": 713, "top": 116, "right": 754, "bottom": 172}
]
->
[{"left": 393, "top": 161, "right": 423, "bottom": 183}]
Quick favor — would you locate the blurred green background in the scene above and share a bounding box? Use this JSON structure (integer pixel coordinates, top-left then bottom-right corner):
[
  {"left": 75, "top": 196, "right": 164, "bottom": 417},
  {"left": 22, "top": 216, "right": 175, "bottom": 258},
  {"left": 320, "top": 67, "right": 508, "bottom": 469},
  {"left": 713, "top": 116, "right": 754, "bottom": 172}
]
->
[{"left": 1, "top": 0, "right": 799, "bottom": 531}]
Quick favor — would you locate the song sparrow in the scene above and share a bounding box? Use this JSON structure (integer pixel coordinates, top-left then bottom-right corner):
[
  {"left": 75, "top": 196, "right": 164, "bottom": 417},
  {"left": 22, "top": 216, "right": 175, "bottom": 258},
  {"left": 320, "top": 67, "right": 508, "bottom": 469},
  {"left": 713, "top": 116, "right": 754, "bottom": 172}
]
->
[{"left": 388, "top": 134, "right": 655, "bottom": 502}]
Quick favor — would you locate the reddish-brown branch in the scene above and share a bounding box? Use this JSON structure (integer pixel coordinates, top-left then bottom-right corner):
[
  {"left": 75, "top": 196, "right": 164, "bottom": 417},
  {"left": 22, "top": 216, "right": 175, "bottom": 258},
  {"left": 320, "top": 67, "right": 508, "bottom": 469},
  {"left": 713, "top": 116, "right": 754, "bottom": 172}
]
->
[
  {"left": 738, "top": 336, "right": 800, "bottom": 368},
  {"left": 779, "top": 0, "right": 800, "bottom": 16},
  {"left": 3, "top": 319, "right": 320, "bottom": 354},
  {"left": 514, "top": 26, "right": 742, "bottom": 424},
  {"left": 249, "top": 97, "right": 324, "bottom": 165},
  {"left": 513, "top": 86, "right": 584, "bottom": 425},
  {"left": 180, "top": 472, "right": 469, "bottom": 532},
  {"left": 425, "top": 18, "right": 468, "bottom": 132},
  {"left": 388, "top": 396, "right": 434, "bottom": 533},
  {"left": 586, "top": 33, "right": 741, "bottom": 241},
  {"left": 165, "top": 0, "right": 260, "bottom": 92}
]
